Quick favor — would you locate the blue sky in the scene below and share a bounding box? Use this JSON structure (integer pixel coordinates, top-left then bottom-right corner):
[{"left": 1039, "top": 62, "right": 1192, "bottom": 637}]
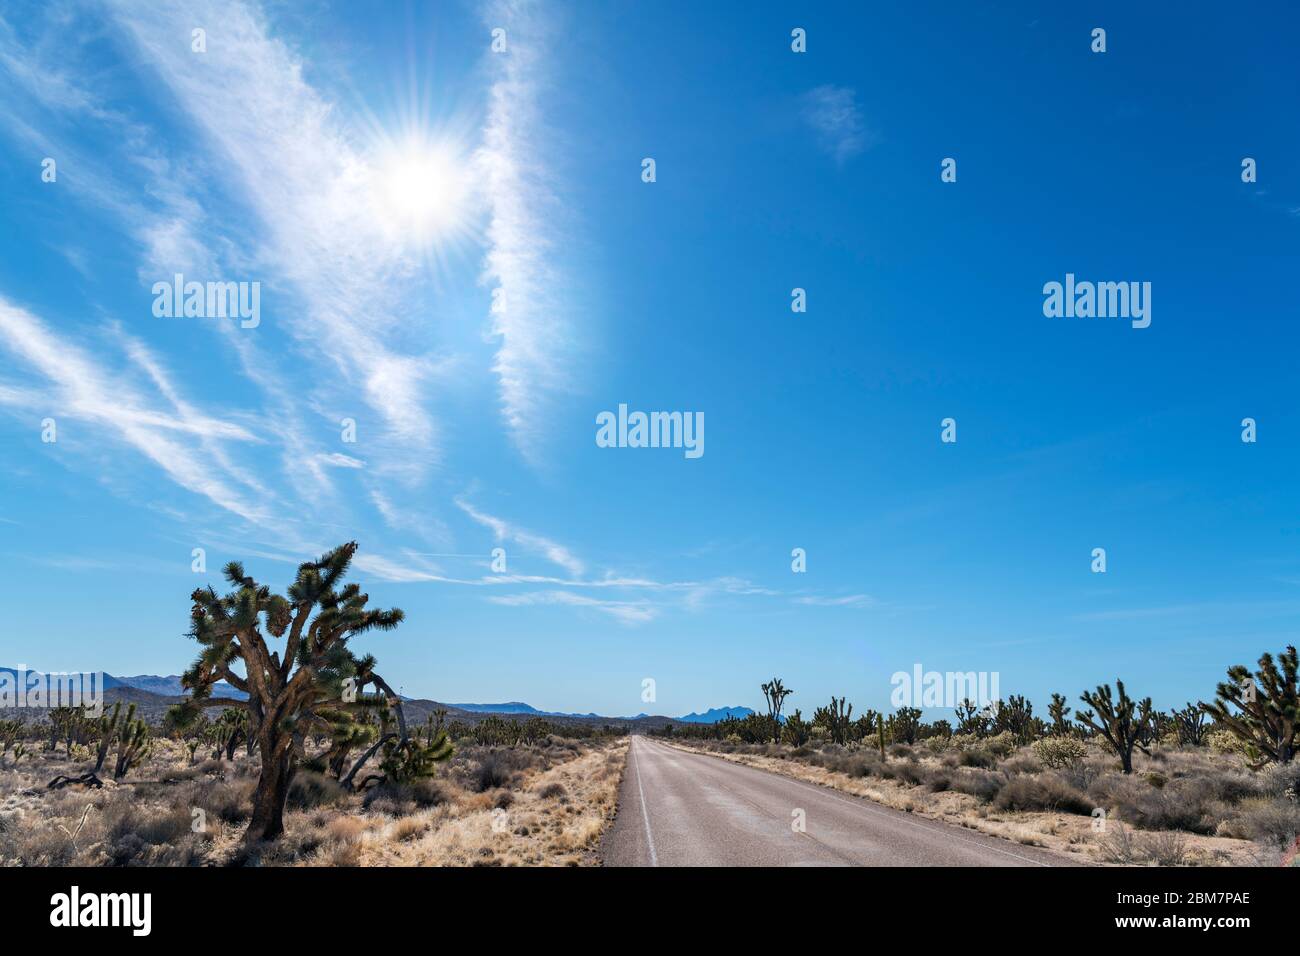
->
[{"left": 1, "top": 1, "right": 1298, "bottom": 720}]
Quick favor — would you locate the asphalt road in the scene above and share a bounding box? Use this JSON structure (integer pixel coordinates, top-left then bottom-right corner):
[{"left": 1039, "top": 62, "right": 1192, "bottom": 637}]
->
[{"left": 600, "top": 736, "right": 1075, "bottom": 867}]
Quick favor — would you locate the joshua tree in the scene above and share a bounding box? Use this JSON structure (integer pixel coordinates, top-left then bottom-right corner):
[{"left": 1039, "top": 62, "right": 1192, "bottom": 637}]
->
[
  {"left": 953, "top": 698, "right": 988, "bottom": 737},
  {"left": 113, "top": 708, "right": 151, "bottom": 780},
  {"left": 812, "top": 696, "right": 854, "bottom": 745},
  {"left": 782, "top": 709, "right": 811, "bottom": 747},
  {"left": 174, "top": 542, "right": 411, "bottom": 842},
  {"left": 761, "top": 678, "right": 793, "bottom": 743},
  {"left": 1173, "top": 702, "right": 1208, "bottom": 747},
  {"left": 1048, "top": 693, "right": 1072, "bottom": 736},
  {"left": 0, "top": 719, "right": 22, "bottom": 755},
  {"left": 1078, "top": 680, "right": 1150, "bottom": 774},
  {"left": 887, "top": 706, "right": 922, "bottom": 745},
  {"left": 93, "top": 702, "right": 126, "bottom": 775},
  {"left": 1204, "top": 645, "right": 1298, "bottom": 766},
  {"left": 50, "top": 707, "right": 91, "bottom": 758},
  {"left": 993, "top": 694, "right": 1036, "bottom": 744}
]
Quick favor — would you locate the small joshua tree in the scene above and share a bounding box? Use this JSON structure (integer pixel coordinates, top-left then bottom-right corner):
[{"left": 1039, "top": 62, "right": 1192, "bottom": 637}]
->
[
  {"left": 954, "top": 698, "right": 988, "bottom": 737},
  {"left": 1048, "top": 693, "right": 1072, "bottom": 736},
  {"left": 1204, "top": 645, "right": 1298, "bottom": 766},
  {"left": 1078, "top": 680, "right": 1150, "bottom": 774},
  {"left": 761, "top": 678, "right": 793, "bottom": 744},
  {"left": 812, "top": 696, "right": 853, "bottom": 745},
  {"left": 113, "top": 707, "right": 151, "bottom": 780},
  {"left": 782, "top": 709, "right": 811, "bottom": 747},
  {"left": 1173, "top": 702, "right": 1207, "bottom": 747}
]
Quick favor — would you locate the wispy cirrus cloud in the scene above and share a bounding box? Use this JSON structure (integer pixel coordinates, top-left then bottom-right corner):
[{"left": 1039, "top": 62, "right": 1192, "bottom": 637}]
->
[
  {"left": 793, "top": 594, "right": 877, "bottom": 608},
  {"left": 455, "top": 496, "right": 584, "bottom": 577},
  {"left": 477, "top": 0, "right": 574, "bottom": 463},
  {"left": 802, "top": 84, "right": 872, "bottom": 164},
  {"left": 106, "top": 0, "right": 445, "bottom": 467},
  {"left": 487, "top": 590, "right": 657, "bottom": 625},
  {"left": 0, "top": 297, "right": 267, "bottom": 523}
]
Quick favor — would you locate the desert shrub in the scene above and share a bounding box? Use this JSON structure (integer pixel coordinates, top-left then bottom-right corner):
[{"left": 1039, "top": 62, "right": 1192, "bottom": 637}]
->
[
  {"left": 362, "top": 776, "right": 450, "bottom": 812},
  {"left": 1033, "top": 736, "right": 1087, "bottom": 770},
  {"left": 948, "top": 733, "right": 980, "bottom": 750},
  {"left": 288, "top": 771, "right": 346, "bottom": 809},
  {"left": 1097, "top": 821, "right": 1140, "bottom": 864},
  {"left": 1207, "top": 730, "right": 1248, "bottom": 758},
  {"left": 927, "top": 772, "right": 951, "bottom": 792},
  {"left": 824, "top": 753, "right": 874, "bottom": 778},
  {"left": 389, "top": 816, "right": 429, "bottom": 843},
  {"left": 1223, "top": 798, "right": 1300, "bottom": 848},
  {"left": 993, "top": 774, "right": 1092, "bottom": 815},
  {"left": 100, "top": 804, "right": 203, "bottom": 866},
  {"left": 957, "top": 748, "right": 995, "bottom": 769},
  {"left": 983, "top": 732, "right": 1018, "bottom": 757},
  {"left": 492, "top": 790, "right": 514, "bottom": 809},
  {"left": 536, "top": 782, "right": 567, "bottom": 799},
  {"left": 881, "top": 760, "right": 924, "bottom": 786},
  {"left": 887, "top": 744, "right": 912, "bottom": 759},
  {"left": 950, "top": 768, "right": 1003, "bottom": 802},
  {"left": 1092, "top": 775, "right": 1223, "bottom": 834},
  {"left": 923, "top": 736, "right": 950, "bottom": 754},
  {"left": 409, "top": 778, "right": 450, "bottom": 808},
  {"left": 1000, "top": 753, "right": 1041, "bottom": 776},
  {"left": 1140, "top": 830, "right": 1189, "bottom": 866},
  {"left": 1143, "top": 772, "right": 1168, "bottom": 789},
  {"left": 1259, "top": 762, "right": 1300, "bottom": 800},
  {"left": 188, "top": 777, "right": 253, "bottom": 824},
  {"left": 474, "top": 752, "right": 515, "bottom": 792}
]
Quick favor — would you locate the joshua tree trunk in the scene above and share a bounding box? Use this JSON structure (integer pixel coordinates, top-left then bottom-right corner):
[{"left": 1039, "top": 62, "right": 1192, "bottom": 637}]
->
[{"left": 248, "top": 740, "right": 294, "bottom": 842}]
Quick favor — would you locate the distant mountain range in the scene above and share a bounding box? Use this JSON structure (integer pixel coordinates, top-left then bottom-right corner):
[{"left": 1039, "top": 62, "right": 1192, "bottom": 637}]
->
[
  {"left": 0, "top": 668, "right": 243, "bottom": 700},
  {"left": 0, "top": 670, "right": 749, "bottom": 726},
  {"left": 675, "top": 706, "right": 755, "bottom": 723},
  {"left": 453, "top": 702, "right": 756, "bottom": 723}
]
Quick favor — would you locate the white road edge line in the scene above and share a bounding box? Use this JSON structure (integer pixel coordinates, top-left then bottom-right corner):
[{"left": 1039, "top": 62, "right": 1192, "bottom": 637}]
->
[
  {"left": 633, "top": 737, "right": 659, "bottom": 867},
  {"left": 651, "top": 739, "right": 1054, "bottom": 868}
]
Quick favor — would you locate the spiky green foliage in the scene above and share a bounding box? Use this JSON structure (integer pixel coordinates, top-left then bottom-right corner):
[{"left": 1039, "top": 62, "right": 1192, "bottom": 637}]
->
[
  {"left": 811, "top": 696, "right": 854, "bottom": 745},
  {"left": 379, "top": 712, "right": 453, "bottom": 783},
  {"left": 1048, "top": 693, "right": 1072, "bottom": 736},
  {"left": 49, "top": 707, "right": 93, "bottom": 758},
  {"left": 93, "top": 702, "right": 124, "bottom": 774},
  {"left": 886, "top": 707, "right": 922, "bottom": 745},
  {"left": 0, "top": 719, "right": 22, "bottom": 755},
  {"left": 992, "top": 694, "right": 1036, "bottom": 744},
  {"left": 854, "top": 710, "right": 882, "bottom": 743},
  {"left": 761, "top": 678, "right": 793, "bottom": 743},
  {"left": 1204, "top": 645, "right": 1298, "bottom": 766},
  {"left": 954, "top": 698, "right": 988, "bottom": 737},
  {"left": 1173, "top": 702, "right": 1208, "bottom": 747},
  {"left": 178, "top": 542, "right": 409, "bottom": 841},
  {"left": 782, "top": 709, "right": 811, "bottom": 747},
  {"left": 112, "top": 704, "right": 151, "bottom": 780},
  {"left": 1078, "top": 680, "right": 1150, "bottom": 774}
]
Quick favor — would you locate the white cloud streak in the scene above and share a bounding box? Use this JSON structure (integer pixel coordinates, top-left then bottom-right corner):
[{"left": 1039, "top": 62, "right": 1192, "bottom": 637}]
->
[
  {"left": 477, "top": 0, "right": 572, "bottom": 462},
  {"left": 455, "top": 496, "right": 584, "bottom": 577},
  {"left": 803, "top": 84, "right": 871, "bottom": 164}
]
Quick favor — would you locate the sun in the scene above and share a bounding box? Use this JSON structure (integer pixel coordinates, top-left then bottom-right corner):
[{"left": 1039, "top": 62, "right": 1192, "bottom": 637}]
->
[{"left": 370, "top": 137, "right": 473, "bottom": 247}]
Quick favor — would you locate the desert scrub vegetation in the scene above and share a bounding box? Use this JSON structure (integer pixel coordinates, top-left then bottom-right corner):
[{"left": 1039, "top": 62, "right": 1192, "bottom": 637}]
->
[
  {"left": 657, "top": 657, "right": 1300, "bottom": 866},
  {"left": 0, "top": 732, "right": 627, "bottom": 866}
]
